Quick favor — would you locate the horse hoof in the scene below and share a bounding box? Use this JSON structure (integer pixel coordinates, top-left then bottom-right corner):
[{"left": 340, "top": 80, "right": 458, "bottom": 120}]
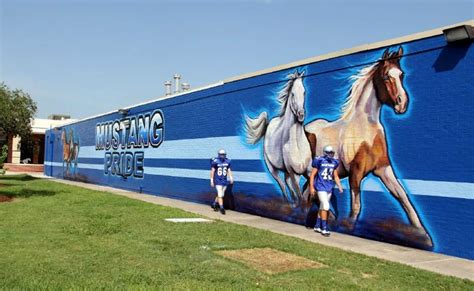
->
[
  {"left": 337, "top": 217, "right": 358, "bottom": 232},
  {"left": 420, "top": 230, "right": 434, "bottom": 249}
]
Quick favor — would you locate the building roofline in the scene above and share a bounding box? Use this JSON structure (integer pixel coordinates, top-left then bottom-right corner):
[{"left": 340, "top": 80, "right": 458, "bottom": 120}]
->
[
  {"left": 223, "top": 19, "right": 473, "bottom": 83},
  {"left": 50, "top": 19, "right": 473, "bottom": 130}
]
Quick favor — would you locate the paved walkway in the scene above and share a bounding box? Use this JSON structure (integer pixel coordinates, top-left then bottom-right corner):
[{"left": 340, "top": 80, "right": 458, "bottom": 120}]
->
[{"left": 9, "top": 172, "right": 473, "bottom": 281}]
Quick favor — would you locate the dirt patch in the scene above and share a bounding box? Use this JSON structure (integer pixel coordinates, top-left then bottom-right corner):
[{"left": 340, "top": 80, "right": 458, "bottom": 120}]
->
[
  {"left": 216, "top": 247, "right": 324, "bottom": 274},
  {"left": 0, "top": 183, "right": 14, "bottom": 202},
  {"left": 361, "top": 272, "right": 377, "bottom": 279},
  {"left": 337, "top": 268, "right": 353, "bottom": 275},
  {"left": 0, "top": 195, "right": 14, "bottom": 203}
]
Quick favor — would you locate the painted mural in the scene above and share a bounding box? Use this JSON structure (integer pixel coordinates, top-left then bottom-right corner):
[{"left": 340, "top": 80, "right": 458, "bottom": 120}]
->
[
  {"left": 44, "top": 34, "right": 474, "bottom": 259},
  {"left": 244, "top": 47, "right": 431, "bottom": 248},
  {"left": 61, "top": 128, "right": 80, "bottom": 176}
]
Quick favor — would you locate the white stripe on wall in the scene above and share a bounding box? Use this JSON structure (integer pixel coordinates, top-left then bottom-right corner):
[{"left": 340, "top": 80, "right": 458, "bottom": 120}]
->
[
  {"left": 44, "top": 161, "right": 474, "bottom": 200},
  {"left": 46, "top": 162, "right": 270, "bottom": 184},
  {"left": 146, "top": 167, "right": 269, "bottom": 184},
  {"left": 361, "top": 179, "right": 473, "bottom": 200},
  {"left": 47, "top": 162, "right": 103, "bottom": 170},
  {"left": 78, "top": 136, "right": 260, "bottom": 160}
]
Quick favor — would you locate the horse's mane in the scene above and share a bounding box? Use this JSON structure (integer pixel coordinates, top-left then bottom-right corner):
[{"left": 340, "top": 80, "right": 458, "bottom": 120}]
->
[
  {"left": 277, "top": 72, "right": 299, "bottom": 117},
  {"left": 340, "top": 63, "right": 378, "bottom": 120}
]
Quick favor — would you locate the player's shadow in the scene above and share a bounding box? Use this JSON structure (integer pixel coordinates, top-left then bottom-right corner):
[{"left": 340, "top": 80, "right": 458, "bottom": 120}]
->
[{"left": 224, "top": 184, "right": 236, "bottom": 210}]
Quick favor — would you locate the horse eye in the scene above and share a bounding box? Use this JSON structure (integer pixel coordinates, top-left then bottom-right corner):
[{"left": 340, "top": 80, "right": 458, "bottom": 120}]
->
[{"left": 383, "top": 75, "right": 390, "bottom": 81}]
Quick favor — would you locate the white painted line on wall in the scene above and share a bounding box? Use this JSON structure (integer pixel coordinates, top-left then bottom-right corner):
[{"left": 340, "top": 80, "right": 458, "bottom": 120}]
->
[
  {"left": 361, "top": 179, "right": 474, "bottom": 200},
  {"left": 47, "top": 162, "right": 103, "bottom": 170},
  {"left": 78, "top": 136, "right": 260, "bottom": 160},
  {"left": 47, "top": 162, "right": 62, "bottom": 167},
  {"left": 45, "top": 162, "right": 270, "bottom": 184},
  {"left": 145, "top": 167, "right": 270, "bottom": 184}
]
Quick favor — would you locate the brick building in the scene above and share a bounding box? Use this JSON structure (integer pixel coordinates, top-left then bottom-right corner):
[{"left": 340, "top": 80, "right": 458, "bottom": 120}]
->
[{"left": 3, "top": 115, "right": 76, "bottom": 172}]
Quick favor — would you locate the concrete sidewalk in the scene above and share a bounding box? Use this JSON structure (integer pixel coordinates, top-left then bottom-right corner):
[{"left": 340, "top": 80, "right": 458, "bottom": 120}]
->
[{"left": 39, "top": 176, "right": 473, "bottom": 281}]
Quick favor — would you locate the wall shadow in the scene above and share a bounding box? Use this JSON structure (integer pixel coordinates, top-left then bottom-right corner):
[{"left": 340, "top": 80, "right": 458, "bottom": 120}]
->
[
  {"left": 0, "top": 175, "right": 40, "bottom": 182},
  {"left": 0, "top": 175, "right": 58, "bottom": 200},
  {"left": 433, "top": 42, "right": 471, "bottom": 72},
  {"left": 0, "top": 187, "right": 59, "bottom": 199}
]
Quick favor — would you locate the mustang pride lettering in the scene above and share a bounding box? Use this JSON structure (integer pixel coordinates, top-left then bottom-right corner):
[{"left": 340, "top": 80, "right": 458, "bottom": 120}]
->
[{"left": 95, "top": 110, "right": 164, "bottom": 178}]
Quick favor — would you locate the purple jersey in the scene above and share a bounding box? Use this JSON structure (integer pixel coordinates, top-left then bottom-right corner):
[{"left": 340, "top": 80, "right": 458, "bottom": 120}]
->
[
  {"left": 211, "top": 157, "right": 232, "bottom": 186},
  {"left": 312, "top": 156, "right": 339, "bottom": 192}
]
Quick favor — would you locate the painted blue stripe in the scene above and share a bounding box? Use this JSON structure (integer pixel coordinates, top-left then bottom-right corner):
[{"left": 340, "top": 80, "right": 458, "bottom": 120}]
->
[
  {"left": 50, "top": 134, "right": 474, "bottom": 184},
  {"left": 77, "top": 157, "right": 102, "bottom": 164},
  {"left": 77, "top": 157, "right": 264, "bottom": 172},
  {"left": 44, "top": 162, "right": 474, "bottom": 200},
  {"left": 45, "top": 161, "right": 270, "bottom": 184}
]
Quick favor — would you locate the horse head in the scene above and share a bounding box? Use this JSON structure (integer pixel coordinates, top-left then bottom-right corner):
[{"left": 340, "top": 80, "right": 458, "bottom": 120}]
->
[
  {"left": 373, "top": 47, "right": 408, "bottom": 114},
  {"left": 68, "top": 130, "right": 74, "bottom": 146},
  {"left": 61, "top": 129, "right": 67, "bottom": 144},
  {"left": 289, "top": 70, "right": 306, "bottom": 123}
]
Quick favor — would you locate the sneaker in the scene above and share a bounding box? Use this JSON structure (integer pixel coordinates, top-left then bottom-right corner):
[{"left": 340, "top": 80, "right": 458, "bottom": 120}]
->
[
  {"left": 211, "top": 203, "right": 219, "bottom": 212},
  {"left": 314, "top": 227, "right": 322, "bottom": 233},
  {"left": 220, "top": 208, "right": 226, "bottom": 215},
  {"left": 321, "top": 229, "right": 331, "bottom": 237}
]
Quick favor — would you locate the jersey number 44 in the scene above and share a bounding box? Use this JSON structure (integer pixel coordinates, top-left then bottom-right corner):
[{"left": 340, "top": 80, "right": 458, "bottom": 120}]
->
[{"left": 321, "top": 168, "right": 334, "bottom": 180}]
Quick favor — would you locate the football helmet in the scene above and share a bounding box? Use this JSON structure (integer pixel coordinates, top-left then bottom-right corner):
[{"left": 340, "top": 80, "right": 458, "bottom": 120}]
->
[
  {"left": 218, "top": 149, "right": 226, "bottom": 160},
  {"left": 323, "top": 145, "right": 335, "bottom": 157}
]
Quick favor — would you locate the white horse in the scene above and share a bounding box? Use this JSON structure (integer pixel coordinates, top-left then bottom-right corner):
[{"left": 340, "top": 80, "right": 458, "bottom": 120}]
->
[{"left": 245, "top": 71, "right": 312, "bottom": 203}]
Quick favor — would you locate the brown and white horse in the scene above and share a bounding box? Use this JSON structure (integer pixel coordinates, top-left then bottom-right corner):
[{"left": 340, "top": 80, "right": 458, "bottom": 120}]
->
[
  {"left": 304, "top": 47, "right": 432, "bottom": 246},
  {"left": 61, "top": 129, "right": 79, "bottom": 175}
]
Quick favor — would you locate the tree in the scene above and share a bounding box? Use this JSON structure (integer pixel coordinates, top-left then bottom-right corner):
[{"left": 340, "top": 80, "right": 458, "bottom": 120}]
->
[{"left": 0, "top": 83, "right": 37, "bottom": 140}]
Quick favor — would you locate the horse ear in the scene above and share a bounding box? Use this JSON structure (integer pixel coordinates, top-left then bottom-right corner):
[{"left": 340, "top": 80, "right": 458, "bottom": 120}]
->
[
  {"left": 397, "top": 46, "right": 403, "bottom": 57},
  {"left": 294, "top": 70, "right": 301, "bottom": 79},
  {"left": 382, "top": 48, "right": 390, "bottom": 60},
  {"left": 288, "top": 71, "right": 296, "bottom": 80}
]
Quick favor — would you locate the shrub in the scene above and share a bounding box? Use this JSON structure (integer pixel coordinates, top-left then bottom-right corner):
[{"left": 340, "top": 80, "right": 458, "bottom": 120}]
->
[{"left": 0, "top": 144, "right": 8, "bottom": 170}]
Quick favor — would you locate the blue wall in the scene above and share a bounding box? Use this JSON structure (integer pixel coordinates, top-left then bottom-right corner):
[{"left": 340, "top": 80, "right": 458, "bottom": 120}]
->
[{"left": 44, "top": 35, "right": 474, "bottom": 259}]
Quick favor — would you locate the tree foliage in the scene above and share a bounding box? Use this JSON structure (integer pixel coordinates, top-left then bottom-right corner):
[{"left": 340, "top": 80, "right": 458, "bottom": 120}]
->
[
  {"left": 0, "top": 83, "right": 37, "bottom": 139},
  {"left": 0, "top": 145, "right": 7, "bottom": 169}
]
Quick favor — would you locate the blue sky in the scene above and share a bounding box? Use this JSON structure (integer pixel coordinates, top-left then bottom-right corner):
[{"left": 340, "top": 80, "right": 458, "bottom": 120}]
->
[{"left": 1, "top": 0, "right": 473, "bottom": 119}]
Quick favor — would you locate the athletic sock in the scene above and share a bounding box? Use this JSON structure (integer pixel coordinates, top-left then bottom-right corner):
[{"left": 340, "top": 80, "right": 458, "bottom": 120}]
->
[
  {"left": 322, "top": 220, "right": 328, "bottom": 230},
  {"left": 220, "top": 205, "right": 224, "bottom": 209},
  {"left": 315, "top": 218, "right": 321, "bottom": 229}
]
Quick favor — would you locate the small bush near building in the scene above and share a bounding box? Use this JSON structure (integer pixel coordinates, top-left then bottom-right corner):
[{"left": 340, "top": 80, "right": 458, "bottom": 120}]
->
[{"left": 0, "top": 145, "right": 7, "bottom": 174}]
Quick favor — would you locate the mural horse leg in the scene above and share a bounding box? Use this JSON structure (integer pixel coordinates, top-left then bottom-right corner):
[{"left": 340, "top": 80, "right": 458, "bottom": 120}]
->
[
  {"left": 373, "top": 165, "right": 425, "bottom": 229},
  {"left": 73, "top": 142, "right": 79, "bottom": 175},
  {"left": 61, "top": 129, "right": 71, "bottom": 176}
]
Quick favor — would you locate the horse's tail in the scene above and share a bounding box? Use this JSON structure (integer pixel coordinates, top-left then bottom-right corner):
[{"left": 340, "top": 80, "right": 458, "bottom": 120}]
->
[{"left": 244, "top": 112, "right": 268, "bottom": 144}]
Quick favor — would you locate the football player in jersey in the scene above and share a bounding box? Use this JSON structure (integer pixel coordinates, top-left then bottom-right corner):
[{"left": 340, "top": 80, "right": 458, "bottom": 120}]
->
[
  {"left": 308, "top": 145, "right": 343, "bottom": 236},
  {"left": 210, "top": 149, "right": 234, "bottom": 214}
]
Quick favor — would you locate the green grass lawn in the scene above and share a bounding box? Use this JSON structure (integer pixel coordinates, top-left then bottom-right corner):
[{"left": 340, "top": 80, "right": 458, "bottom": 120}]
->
[{"left": 0, "top": 175, "right": 472, "bottom": 290}]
